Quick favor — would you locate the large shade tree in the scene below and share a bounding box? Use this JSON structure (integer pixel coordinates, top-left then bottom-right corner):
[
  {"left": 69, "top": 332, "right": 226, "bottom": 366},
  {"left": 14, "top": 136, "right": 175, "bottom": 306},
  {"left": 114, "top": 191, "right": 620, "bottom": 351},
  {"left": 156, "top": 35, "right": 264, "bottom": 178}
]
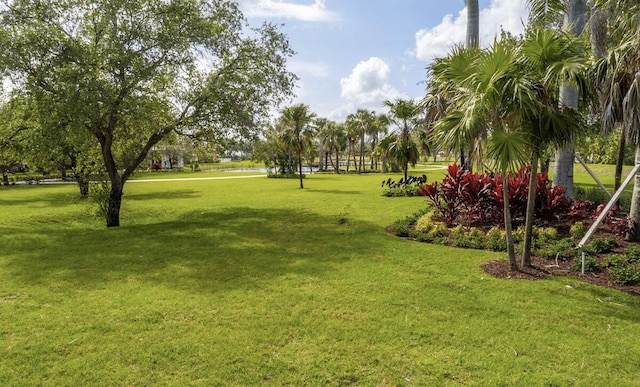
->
[{"left": 0, "top": 0, "right": 296, "bottom": 227}]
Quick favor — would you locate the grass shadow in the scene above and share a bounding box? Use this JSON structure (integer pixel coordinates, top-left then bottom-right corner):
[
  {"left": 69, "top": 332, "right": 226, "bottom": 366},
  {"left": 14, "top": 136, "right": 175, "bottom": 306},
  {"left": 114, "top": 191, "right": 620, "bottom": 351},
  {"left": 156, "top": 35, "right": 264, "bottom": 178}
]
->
[{"left": 4, "top": 207, "right": 387, "bottom": 294}]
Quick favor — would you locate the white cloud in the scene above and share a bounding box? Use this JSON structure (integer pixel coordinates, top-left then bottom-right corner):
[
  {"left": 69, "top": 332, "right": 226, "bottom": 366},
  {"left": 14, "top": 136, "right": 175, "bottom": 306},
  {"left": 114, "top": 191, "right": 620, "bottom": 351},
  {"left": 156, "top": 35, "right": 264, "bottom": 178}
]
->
[
  {"left": 414, "top": 0, "right": 528, "bottom": 61},
  {"left": 330, "top": 57, "right": 405, "bottom": 119},
  {"left": 241, "top": 0, "right": 340, "bottom": 22}
]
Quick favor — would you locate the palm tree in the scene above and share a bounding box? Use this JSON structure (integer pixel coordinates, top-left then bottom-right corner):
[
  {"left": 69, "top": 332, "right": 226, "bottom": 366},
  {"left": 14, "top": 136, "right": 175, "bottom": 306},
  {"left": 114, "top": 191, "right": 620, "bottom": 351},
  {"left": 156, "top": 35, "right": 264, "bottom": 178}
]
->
[
  {"left": 314, "top": 117, "right": 330, "bottom": 171},
  {"left": 427, "top": 45, "right": 484, "bottom": 169},
  {"left": 487, "top": 128, "right": 530, "bottom": 270},
  {"left": 429, "top": 28, "right": 588, "bottom": 267},
  {"left": 281, "top": 104, "right": 316, "bottom": 189},
  {"left": 319, "top": 120, "right": 345, "bottom": 174},
  {"left": 343, "top": 116, "right": 358, "bottom": 172},
  {"left": 553, "top": 0, "right": 586, "bottom": 198},
  {"left": 369, "top": 113, "right": 388, "bottom": 170},
  {"left": 517, "top": 27, "right": 589, "bottom": 266},
  {"left": 527, "top": 0, "right": 587, "bottom": 198},
  {"left": 384, "top": 98, "right": 421, "bottom": 180},
  {"left": 594, "top": 1, "right": 640, "bottom": 239}
]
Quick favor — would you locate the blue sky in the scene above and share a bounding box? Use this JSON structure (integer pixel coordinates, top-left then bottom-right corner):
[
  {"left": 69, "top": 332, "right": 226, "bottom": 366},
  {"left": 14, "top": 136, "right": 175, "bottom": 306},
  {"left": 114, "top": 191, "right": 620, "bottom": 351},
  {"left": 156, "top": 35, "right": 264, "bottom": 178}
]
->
[{"left": 238, "top": 0, "right": 530, "bottom": 121}]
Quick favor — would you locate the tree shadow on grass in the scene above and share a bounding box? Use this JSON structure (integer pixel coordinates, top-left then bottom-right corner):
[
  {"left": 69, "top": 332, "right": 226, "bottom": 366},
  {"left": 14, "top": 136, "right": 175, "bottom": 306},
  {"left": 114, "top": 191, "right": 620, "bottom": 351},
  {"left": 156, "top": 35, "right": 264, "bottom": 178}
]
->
[
  {"left": 124, "top": 189, "right": 201, "bottom": 201},
  {"left": 4, "top": 207, "right": 387, "bottom": 294}
]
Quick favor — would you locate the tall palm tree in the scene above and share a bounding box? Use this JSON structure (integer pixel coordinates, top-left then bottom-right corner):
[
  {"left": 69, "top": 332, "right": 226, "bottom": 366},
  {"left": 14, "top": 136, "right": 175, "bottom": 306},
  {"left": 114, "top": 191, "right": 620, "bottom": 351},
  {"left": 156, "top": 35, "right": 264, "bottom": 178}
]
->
[
  {"left": 594, "top": 1, "right": 640, "bottom": 239},
  {"left": 552, "top": 0, "right": 586, "bottom": 198},
  {"left": 314, "top": 117, "right": 330, "bottom": 171},
  {"left": 281, "top": 103, "right": 315, "bottom": 189},
  {"left": 369, "top": 112, "right": 388, "bottom": 170},
  {"left": 319, "top": 120, "right": 345, "bottom": 174},
  {"left": 517, "top": 27, "right": 588, "bottom": 265},
  {"left": 343, "top": 116, "right": 359, "bottom": 172},
  {"left": 428, "top": 45, "right": 484, "bottom": 169},
  {"left": 527, "top": 0, "right": 587, "bottom": 198},
  {"left": 487, "top": 127, "right": 530, "bottom": 270},
  {"left": 384, "top": 98, "right": 421, "bottom": 180}
]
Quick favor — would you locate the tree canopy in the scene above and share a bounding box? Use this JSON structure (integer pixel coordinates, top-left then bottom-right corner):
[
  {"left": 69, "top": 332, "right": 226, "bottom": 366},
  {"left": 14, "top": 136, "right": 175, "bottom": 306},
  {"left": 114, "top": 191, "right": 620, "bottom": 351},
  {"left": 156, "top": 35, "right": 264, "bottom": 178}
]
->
[{"left": 0, "top": 0, "right": 296, "bottom": 226}]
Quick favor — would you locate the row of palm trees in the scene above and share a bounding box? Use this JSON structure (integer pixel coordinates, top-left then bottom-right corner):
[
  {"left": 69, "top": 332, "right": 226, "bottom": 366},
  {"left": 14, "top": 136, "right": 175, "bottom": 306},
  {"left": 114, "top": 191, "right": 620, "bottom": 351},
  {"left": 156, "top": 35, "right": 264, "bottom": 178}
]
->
[{"left": 255, "top": 99, "right": 426, "bottom": 184}]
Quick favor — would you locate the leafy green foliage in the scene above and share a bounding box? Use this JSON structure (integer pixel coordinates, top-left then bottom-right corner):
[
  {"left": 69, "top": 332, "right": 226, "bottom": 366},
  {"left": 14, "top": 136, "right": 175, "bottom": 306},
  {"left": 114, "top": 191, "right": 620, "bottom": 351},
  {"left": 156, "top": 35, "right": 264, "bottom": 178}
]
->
[
  {"left": 570, "top": 222, "right": 587, "bottom": 239},
  {"left": 609, "top": 264, "right": 640, "bottom": 285},
  {"left": 572, "top": 254, "right": 603, "bottom": 273},
  {"left": 0, "top": 0, "right": 296, "bottom": 226},
  {"left": 381, "top": 175, "right": 428, "bottom": 197},
  {"left": 485, "top": 227, "right": 507, "bottom": 251},
  {"left": 583, "top": 236, "right": 619, "bottom": 255}
]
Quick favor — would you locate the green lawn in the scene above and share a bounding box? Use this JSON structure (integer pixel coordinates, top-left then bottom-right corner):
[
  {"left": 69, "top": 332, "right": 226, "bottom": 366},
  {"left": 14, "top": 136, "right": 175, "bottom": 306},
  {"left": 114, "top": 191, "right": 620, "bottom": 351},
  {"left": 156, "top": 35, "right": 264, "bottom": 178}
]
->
[{"left": 2, "top": 169, "right": 640, "bottom": 385}]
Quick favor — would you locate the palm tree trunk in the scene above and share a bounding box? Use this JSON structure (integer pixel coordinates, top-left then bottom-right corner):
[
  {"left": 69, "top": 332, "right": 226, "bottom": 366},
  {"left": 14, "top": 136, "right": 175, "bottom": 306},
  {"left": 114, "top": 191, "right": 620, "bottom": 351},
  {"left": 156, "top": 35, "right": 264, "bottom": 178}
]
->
[
  {"left": 297, "top": 150, "right": 304, "bottom": 189},
  {"left": 465, "top": 0, "right": 479, "bottom": 48},
  {"left": 522, "top": 150, "right": 540, "bottom": 267},
  {"left": 503, "top": 172, "right": 517, "bottom": 270},
  {"left": 318, "top": 142, "right": 324, "bottom": 171},
  {"left": 553, "top": 0, "right": 586, "bottom": 198},
  {"left": 615, "top": 129, "right": 626, "bottom": 190},
  {"left": 360, "top": 131, "right": 365, "bottom": 172},
  {"left": 628, "top": 144, "right": 640, "bottom": 241}
]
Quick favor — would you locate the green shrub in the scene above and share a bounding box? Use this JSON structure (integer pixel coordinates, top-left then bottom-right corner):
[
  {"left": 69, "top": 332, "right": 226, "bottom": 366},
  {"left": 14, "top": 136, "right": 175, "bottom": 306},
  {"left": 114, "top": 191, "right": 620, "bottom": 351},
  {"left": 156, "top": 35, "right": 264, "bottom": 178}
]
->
[
  {"left": 467, "top": 227, "right": 486, "bottom": 249},
  {"left": 90, "top": 180, "right": 112, "bottom": 219},
  {"left": 382, "top": 185, "right": 422, "bottom": 197},
  {"left": 485, "top": 227, "right": 507, "bottom": 252},
  {"left": 414, "top": 211, "right": 437, "bottom": 234},
  {"left": 450, "top": 225, "right": 468, "bottom": 247},
  {"left": 390, "top": 219, "right": 411, "bottom": 237},
  {"left": 603, "top": 254, "right": 628, "bottom": 268},
  {"left": 428, "top": 223, "right": 449, "bottom": 244},
  {"left": 624, "top": 246, "right": 640, "bottom": 263},
  {"left": 583, "top": 236, "right": 618, "bottom": 254},
  {"left": 574, "top": 186, "right": 609, "bottom": 204},
  {"left": 570, "top": 222, "right": 586, "bottom": 239},
  {"left": 609, "top": 264, "right": 640, "bottom": 285},
  {"left": 572, "top": 254, "right": 602, "bottom": 273},
  {"left": 389, "top": 209, "right": 428, "bottom": 237},
  {"left": 538, "top": 238, "right": 576, "bottom": 259},
  {"left": 512, "top": 227, "right": 525, "bottom": 243},
  {"left": 539, "top": 227, "right": 559, "bottom": 242}
]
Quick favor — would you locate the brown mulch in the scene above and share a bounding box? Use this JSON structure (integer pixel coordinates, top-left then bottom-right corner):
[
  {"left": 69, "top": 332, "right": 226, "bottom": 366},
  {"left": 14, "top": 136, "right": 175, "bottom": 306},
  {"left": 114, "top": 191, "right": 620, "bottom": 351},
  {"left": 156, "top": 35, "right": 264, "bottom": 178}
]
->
[{"left": 481, "top": 241, "right": 640, "bottom": 296}]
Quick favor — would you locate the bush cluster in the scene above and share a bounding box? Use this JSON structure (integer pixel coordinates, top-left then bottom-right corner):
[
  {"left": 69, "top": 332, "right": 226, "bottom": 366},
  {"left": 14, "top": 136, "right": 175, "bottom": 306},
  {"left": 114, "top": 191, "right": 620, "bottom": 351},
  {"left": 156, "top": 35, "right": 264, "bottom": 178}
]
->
[
  {"left": 415, "top": 163, "right": 634, "bottom": 237},
  {"left": 381, "top": 175, "right": 428, "bottom": 197}
]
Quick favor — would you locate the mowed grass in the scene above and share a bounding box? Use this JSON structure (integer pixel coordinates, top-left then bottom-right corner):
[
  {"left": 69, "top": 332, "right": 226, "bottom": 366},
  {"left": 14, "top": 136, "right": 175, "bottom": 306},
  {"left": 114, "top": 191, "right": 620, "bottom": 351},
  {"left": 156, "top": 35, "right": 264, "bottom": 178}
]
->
[{"left": 2, "top": 169, "right": 640, "bottom": 385}]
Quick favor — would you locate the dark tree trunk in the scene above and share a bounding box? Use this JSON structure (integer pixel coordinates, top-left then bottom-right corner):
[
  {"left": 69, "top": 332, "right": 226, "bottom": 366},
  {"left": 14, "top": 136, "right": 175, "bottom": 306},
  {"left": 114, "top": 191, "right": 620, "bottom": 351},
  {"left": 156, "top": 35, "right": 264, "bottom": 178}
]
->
[
  {"left": 76, "top": 173, "right": 90, "bottom": 198},
  {"left": 2, "top": 171, "right": 9, "bottom": 186},
  {"left": 540, "top": 158, "right": 550, "bottom": 174},
  {"left": 298, "top": 151, "right": 304, "bottom": 189},
  {"left": 106, "top": 181, "right": 124, "bottom": 228}
]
